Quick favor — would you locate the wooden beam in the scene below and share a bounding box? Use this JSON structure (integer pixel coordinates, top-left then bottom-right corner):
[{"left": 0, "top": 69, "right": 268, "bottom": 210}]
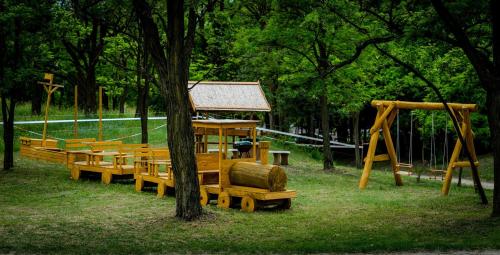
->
[
  {"left": 442, "top": 115, "right": 468, "bottom": 195},
  {"left": 370, "top": 102, "right": 395, "bottom": 134},
  {"left": 371, "top": 100, "right": 477, "bottom": 112}
]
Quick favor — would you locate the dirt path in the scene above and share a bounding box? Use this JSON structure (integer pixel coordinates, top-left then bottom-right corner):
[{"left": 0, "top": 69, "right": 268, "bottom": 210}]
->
[{"left": 399, "top": 171, "right": 494, "bottom": 190}]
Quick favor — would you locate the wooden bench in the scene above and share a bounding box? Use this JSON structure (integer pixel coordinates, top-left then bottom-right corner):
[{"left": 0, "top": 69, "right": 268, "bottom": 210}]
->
[
  {"left": 71, "top": 141, "right": 123, "bottom": 182},
  {"left": 269, "top": 150, "right": 291, "bottom": 165},
  {"left": 64, "top": 138, "right": 96, "bottom": 167}
]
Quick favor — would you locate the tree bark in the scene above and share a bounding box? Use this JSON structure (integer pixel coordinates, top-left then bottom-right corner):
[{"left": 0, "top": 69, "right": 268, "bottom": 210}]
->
[
  {"left": 31, "top": 82, "right": 43, "bottom": 115},
  {"left": 1, "top": 96, "right": 15, "bottom": 170},
  {"left": 430, "top": 0, "right": 499, "bottom": 214},
  {"left": 488, "top": 89, "right": 500, "bottom": 215},
  {"left": 320, "top": 92, "right": 334, "bottom": 171},
  {"left": 134, "top": 0, "right": 202, "bottom": 220}
]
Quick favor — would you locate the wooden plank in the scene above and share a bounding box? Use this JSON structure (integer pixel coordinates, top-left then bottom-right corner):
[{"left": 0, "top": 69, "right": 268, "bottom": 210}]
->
[{"left": 452, "top": 161, "right": 480, "bottom": 168}]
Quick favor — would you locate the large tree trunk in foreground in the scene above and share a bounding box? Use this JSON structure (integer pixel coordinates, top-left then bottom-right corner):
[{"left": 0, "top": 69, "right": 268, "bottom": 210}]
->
[
  {"left": 431, "top": 0, "right": 500, "bottom": 216},
  {"left": 488, "top": 89, "right": 500, "bottom": 215},
  {"left": 134, "top": 0, "right": 202, "bottom": 220}
]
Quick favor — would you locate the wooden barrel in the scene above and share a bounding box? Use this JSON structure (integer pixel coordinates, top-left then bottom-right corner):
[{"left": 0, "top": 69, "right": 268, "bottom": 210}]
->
[{"left": 229, "top": 162, "right": 287, "bottom": 191}]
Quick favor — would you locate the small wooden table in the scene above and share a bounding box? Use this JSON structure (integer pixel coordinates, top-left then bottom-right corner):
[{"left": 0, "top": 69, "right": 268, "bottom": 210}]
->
[{"left": 269, "top": 151, "right": 290, "bottom": 165}]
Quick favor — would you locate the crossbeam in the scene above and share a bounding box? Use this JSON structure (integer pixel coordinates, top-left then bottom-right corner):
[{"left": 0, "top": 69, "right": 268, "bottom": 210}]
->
[{"left": 371, "top": 100, "right": 477, "bottom": 112}]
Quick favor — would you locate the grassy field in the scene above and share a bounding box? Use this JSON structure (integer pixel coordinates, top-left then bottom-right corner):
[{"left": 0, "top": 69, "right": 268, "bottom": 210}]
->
[
  {"left": 1, "top": 143, "right": 500, "bottom": 254},
  {"left": 1, "top": 104, "right": 499, "bottom": 253}
]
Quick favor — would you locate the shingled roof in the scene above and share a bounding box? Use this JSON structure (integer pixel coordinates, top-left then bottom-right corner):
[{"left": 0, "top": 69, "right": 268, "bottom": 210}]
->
[{"left": 188, "top": 81, "right": 271, "bottom": 112}]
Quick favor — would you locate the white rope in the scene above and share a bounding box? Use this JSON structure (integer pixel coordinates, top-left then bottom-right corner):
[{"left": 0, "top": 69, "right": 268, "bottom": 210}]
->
[
  {"left": 106, "top": 124, "right": 167, "bottom": 141},
  {"left": 14, "top": 126, "right": 65, "bottom": 141},
  {"left": 6, "top": 116, "right": 167, "bottom": 125}
]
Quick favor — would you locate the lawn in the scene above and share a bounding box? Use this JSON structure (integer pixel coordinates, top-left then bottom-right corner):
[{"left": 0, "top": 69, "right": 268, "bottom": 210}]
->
[{"left": 1, "top": 143, "right": 500, "bottom": 254}]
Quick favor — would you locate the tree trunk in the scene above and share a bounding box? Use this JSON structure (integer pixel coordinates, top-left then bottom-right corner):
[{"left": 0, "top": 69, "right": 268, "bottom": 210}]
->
[
  {"left": 134, "top": 0, "right": 202, "bottom": 220},
  {"left": 488, "top": 88, "right": 500, "bottom": 216},
  {"left": 353, "top": 111, "right": 361, "bottom": 169},
  {"left": 102, "top": 90, "right": 109, "bottom": 110},
  {"left": 320, "top": 92, "right": 334, "bottom": 171},
  {"left": 1, "top": 96, "right": 15, "bottom": 170},
  {"left": 119, "top": 88, "right": 127, "bottom": 114},
  {"left": 31, "top": 82, "right": 43, "bottom": 115},
  {"left": 166, "top": 0, "right": 202, "bottom": 220},
  {"left": 140, "top": 38, "right": 150, "bottom": 144}
]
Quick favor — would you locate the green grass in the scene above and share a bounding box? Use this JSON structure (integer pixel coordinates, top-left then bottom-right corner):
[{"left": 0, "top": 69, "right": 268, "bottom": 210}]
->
[
  {"left": 1, "top": 146, "right": 500, "bottom": 254},
  {"left": 2, "top": 104, "right": 499, "bottom": 253}
]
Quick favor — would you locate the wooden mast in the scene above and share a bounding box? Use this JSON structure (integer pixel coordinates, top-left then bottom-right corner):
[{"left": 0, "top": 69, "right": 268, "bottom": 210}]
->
[
  {"left": 98, "top": 86, "right": 103, "bottom": 141},
  {"left": 38, "top": 73, "right": 64, "bottom": 147},
  {"left": 74, "top": 86, "right": 78, "bottom": 138}
]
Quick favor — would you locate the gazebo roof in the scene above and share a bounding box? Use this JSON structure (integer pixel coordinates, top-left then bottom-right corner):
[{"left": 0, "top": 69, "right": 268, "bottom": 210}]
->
[{"left": 188, "top": 81, "right": 271, "bottom": 112}]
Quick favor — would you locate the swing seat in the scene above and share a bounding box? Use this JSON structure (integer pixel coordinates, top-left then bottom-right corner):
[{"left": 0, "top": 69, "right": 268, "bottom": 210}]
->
[{"left": 396, "top": 162, "right": 414, "bottom": 175}]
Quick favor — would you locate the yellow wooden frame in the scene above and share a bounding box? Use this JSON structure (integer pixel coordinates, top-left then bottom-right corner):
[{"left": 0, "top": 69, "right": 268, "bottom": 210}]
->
[
  {"left": 359, "top": 100, "right": 479, "bottom": 196},
  {"left": 37, "top": 73, "right": 64, "bottom": 147}
]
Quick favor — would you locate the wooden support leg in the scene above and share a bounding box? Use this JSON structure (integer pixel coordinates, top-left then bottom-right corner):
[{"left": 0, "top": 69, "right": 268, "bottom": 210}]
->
[
  {"left": 382, "top": 117, "right": 403, "bottom": 186},
  {"left": 273, "top": 153, "right": 281, "bottom": 165},
  {"left": 359, "top": 107, "right": 384, "bottom": 189},
  {"left": 71, "top": 166, "right": 80, "bottom": 180},
  {"left": 135, "top": 176, "right": 144, "bottom": 192},
  {"left": 157, "top": 182, "right": 166, "bottom": 198},
  {"left": 442, "top": 115, "right": 467, "bottom": 195},
  {"left": 359, "top": 128, "right": 380, "bottom": 189},
  {"left": 281, "top": 154, "right": 289, "bottom": 166},
  {"left": 102, "top": 171, "right": 112, "bottom": 185}
]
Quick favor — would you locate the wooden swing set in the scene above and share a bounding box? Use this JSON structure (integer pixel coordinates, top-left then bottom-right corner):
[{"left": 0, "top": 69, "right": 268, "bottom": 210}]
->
[{"left": 359, "top": 100, "right": 480, "bottom": 195}]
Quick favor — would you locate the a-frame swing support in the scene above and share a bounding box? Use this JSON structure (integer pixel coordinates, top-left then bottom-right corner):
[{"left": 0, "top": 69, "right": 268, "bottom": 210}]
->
[{"left": 359, "top": 100, "right": 480, "bottom": 196}]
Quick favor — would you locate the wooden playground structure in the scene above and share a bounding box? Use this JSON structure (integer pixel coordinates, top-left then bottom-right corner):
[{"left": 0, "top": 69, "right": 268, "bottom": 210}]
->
[
  {"left": 359, "top": 100, "right": 480, "bottom": 195},
  {"left": 20, "top": 73, "right": 106, "bottom": 165},
  {"left": 20, "top": 75, "right": 295, "bottom": 212},
  {"left": 194, "top": 119, "right": 296, "bottom": 212}
]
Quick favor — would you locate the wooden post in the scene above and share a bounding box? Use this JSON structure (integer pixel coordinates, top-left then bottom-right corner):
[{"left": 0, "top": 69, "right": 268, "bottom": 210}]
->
[
  {"left": 252, "top": 127, "right": 257, "bottom": 160},
  {"left": 218, "top": 127, "right": 223, "bottom": 188},
  {"left": 224, "top": 128, "right": 228, "bottom": 160},
  {"left": 203, "top": 128, "right": 208, "bottom": 153},
  {"left": 442, "top": 110, "right": 468, "bottom": 195},
  {"left": 98, "top": 86, "right": 103, "bottom": 141},
  {"left": 38, "top": 74, "right": 63, "bottom": 147},
  {"left": 260, "top": 141, "right": 270, "bottom": 165},
  {"left": 382, "top": 116, "right": 403, "bottom": 186},
  {"left": 42, "top": 88, "right": 53, "bottom": 146},
  {"left": 74, "top": 86, "right": 78, "bottom": 138},
  {"left": 359, "top": 106, "right": 383, "bottom": 189}
]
